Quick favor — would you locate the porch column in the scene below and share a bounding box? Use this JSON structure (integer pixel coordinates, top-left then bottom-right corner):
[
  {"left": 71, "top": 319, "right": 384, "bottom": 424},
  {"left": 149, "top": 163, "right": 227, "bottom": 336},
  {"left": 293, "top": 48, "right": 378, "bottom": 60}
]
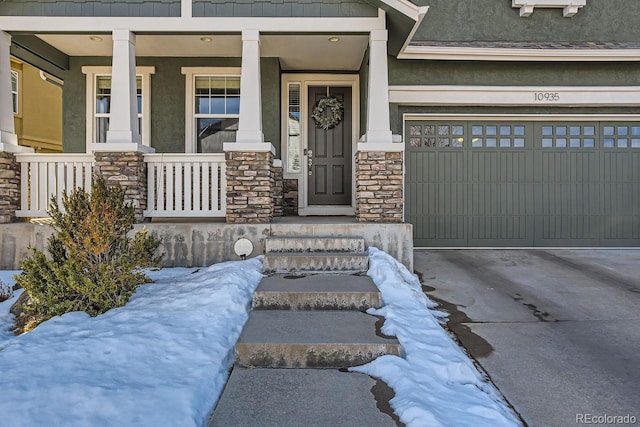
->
[
  {"left": 236, "top": 29, "right": 264, "bottom": 144},
  {"left": 106, "top": 29, "right": 141, "bottom": 146},
  {"left": 355, "top": 29, "right": 403, "bottom": 223},
  {"left": 224, "top": 29, "right": 276, "bottom": 223},
  {"left": 0, "top": 31, "right": 30, "bottom": 152},
  {"left": 92, "top": 29, "right": 152, "bottom": 223},
  {"left": 0, "top": 31, "right": 29, "bottom": 223},
  {"left": 364, "top": 29, "right": 392, "bottom": 145}
]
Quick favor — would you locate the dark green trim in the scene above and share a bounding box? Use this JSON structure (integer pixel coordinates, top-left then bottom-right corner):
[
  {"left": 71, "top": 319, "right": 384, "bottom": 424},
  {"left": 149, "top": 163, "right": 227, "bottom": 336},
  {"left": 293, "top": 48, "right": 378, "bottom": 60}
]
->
[{"left": 10, "top": 36, "right": 69, "bottom": 77}]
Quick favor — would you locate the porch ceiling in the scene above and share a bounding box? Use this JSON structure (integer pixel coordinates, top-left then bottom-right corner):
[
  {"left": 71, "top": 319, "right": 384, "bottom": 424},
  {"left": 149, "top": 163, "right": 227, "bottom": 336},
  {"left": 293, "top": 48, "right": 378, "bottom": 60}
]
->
[{"left": 35, "top": 34, "right": 369, "bottom": 71}]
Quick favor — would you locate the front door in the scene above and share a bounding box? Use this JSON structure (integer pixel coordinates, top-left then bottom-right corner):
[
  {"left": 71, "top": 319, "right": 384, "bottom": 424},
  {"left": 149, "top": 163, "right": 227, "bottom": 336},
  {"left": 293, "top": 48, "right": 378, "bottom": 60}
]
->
[{"left": 307, "top": 86, "right": 352, "bottom": 205}]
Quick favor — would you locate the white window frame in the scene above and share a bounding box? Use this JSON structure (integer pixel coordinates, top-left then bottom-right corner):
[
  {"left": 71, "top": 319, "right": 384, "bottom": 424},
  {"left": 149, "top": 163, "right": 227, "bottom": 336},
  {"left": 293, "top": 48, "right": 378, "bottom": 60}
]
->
[
  {"left": 81, "top": 65, "right": 155, "bottom": 151},
  {"left": 181, "top": 67, "right": 241, "bottom": 153},
  {"left": 10, "top": 69, "right": 19, "bottom": 115}
]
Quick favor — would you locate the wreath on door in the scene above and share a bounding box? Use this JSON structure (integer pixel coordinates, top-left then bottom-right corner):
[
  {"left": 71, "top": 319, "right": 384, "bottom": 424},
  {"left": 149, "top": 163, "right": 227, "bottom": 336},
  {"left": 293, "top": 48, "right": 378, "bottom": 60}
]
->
[{"left": 311, "top": 96, "right": 344, "bottom": 130}]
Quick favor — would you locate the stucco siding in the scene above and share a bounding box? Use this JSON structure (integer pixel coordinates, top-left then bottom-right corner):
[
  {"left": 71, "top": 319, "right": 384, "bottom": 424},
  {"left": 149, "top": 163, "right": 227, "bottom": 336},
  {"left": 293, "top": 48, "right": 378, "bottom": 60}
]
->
[
  {"left": 411, "top": 0, "right": 640, "bottom": 43},
  {"left": 388, "top": 58, "right": 640, "bottom": 87},
  {"left": 63, "top": 56, "right": 281, "bottom": 154}
]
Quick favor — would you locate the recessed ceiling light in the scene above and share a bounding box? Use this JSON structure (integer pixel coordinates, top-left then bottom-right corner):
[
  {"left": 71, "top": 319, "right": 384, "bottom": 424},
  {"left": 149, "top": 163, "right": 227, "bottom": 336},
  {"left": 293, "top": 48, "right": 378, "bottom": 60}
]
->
[
  {"left": 88, "top": 36, "right": 103, "bottom": 42},
  {"left": 328, "top": 36, "right": 341, "bottom": 43},
  {"left": 200, "top": 36, "right": 213, "bottom": 43}
]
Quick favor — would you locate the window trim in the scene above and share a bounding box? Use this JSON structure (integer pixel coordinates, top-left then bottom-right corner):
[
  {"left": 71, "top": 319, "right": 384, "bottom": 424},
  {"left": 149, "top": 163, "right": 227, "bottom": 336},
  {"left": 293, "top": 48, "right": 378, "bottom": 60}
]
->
[
  {"left": 181, "top": 67, "right": 241, "bottom": 153},
  {"left": 10, "top": 69, "right": 19, "bottom": 115},
  {"left": 81, "top": 66, "right": 155, "bottom": 151}
]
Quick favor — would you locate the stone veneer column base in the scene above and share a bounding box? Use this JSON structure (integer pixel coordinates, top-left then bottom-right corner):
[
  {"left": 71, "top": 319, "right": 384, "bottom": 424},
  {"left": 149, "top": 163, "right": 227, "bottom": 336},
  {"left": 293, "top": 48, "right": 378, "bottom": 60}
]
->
[
  {"left": 273, "top": 162, "right": 284, "bottom": 218},
  {"left": 355, "top": 151, "right": 403, "bottom": 223},
  {"left": 225, "top": 151, "right": 274, "bottom": 223},
  {"left": 0, "top": 152, "right": 19, "bottom": 223},
  {"left": 93, "top": 151, "right": 148, "bottom": 223}
]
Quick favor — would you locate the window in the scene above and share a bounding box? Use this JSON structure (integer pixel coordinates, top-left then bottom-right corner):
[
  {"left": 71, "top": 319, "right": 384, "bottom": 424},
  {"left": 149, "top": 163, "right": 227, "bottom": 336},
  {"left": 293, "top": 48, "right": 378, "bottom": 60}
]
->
[
  {"left": 93, "top": 75, "right": 142, "bottom": 143},
  {"left": 471, "top": 124, "right": 526, "bottom": 148},
  {"left": 10, "top": 70, "right": 18, "bottom": 114},
  {"left": 182, "top": 67, "right": 241, "bottom": 153},
  {"left": 602, "top": 124, "right": 640, "bottom": 149},
  {"left": 286, "top": 83, "right": 301, "bottom": 173},
  {"left": 82, "top": 66, "right": 154, "bottom": 150},
  {"left": 541, "top": 123, "right": 596, "bottom": 148}
]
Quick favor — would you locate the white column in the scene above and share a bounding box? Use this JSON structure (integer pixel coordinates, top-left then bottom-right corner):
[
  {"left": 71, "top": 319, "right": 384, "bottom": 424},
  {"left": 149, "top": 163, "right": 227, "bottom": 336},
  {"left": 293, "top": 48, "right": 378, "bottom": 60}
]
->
[
  {"left": 105, "top": 29, "right": 141, "bottom": 145},
  {"left": 0, "top": 31, "right": 29, "bottom": 152},
  {"left": 363, "top": 29, "right": 393, "bottom": 146},
  {"left": 235, "top": 29, "right": 264, "bottom": 144}
]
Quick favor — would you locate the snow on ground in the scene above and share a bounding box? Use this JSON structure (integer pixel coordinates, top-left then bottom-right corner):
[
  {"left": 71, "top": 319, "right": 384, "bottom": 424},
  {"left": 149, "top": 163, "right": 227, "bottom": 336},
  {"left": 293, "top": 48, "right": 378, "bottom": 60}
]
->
[
  {"left": 0, "top": 249, "right": 520, "bottom": 427},
  {"left": 0, "top": 270, "right": 22, "bottom": 341},
  {"left": 0, "top": 259, "right": 263, "bottom": 427},
  {"left": 351, "top": 247, "right": 522, "bottom": 427}
]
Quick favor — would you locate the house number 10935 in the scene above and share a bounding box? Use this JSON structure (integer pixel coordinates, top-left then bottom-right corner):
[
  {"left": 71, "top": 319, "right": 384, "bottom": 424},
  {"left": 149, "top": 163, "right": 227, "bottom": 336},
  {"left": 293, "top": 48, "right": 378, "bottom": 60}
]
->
[{"left": 534, "top": 92, "right": 560, "bottom": 102}]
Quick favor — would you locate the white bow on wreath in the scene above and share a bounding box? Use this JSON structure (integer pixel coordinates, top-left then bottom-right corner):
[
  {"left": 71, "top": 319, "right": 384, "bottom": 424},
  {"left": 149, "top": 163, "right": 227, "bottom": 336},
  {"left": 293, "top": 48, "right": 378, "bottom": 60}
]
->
[{"left": 312, "top": 96, "right": 344, "bottom": 130}]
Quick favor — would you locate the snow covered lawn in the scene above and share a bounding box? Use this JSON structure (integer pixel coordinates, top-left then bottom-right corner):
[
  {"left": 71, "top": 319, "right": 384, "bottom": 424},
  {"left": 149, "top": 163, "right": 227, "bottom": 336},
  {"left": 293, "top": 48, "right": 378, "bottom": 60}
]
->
[
  {"left": 0, "top": 259, "right": 264, "bottom": 427},
  {"left": 0, "top": 249, "right": 519, "bottom": 427}
]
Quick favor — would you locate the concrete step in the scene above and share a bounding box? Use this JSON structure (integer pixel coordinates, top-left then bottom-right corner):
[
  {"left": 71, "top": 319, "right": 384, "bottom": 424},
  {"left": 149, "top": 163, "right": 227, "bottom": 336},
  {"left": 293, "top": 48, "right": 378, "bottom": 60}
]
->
[
  {"left": 252, "top": 274, "right": 382, "bottom": 311},
  {"left": 265, "top": 236, "right": 365, "bottom": 253},
  {"left": 235, "top": 311, "right": 401, "bottom": 368},
  {"left": 209, "top": 368, "right": 399, "bottom": 427},
  {"left": 263, "top": 252, "right": 369, "bottom": 274}
]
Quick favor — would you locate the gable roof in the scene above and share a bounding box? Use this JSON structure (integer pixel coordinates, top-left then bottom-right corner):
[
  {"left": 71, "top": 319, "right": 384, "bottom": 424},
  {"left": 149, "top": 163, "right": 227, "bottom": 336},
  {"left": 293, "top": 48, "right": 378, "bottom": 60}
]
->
[{"left": 367, "top": 0, "right": 428, "bottom": 55}]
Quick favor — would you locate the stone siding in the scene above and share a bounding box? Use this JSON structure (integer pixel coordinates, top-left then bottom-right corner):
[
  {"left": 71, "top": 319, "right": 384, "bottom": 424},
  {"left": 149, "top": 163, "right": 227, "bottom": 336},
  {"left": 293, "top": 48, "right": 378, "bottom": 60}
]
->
[
  {"left": 225, "top": 151, "right": 274, "bottom": 223},
  {"left": 283, "top": 179, "right": 298, "bottom": 216},
  {"left": 93, "top": 151, "right": 147, "bottom": 222},
  {"left": 0, "top": 152, "right": 19, "bottom": 223},
  {"left": 355, "top": 151, "right": 403, "bottom": 223},
  {"left": 273, "top": 163, "right": 283, "bottom": 217}
]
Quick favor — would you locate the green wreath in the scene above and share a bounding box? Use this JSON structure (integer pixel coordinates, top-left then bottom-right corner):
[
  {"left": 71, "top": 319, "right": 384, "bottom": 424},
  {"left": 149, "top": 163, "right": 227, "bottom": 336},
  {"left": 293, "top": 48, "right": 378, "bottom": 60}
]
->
[{"left": 312, "top": 97, "right": 344, "bottom": 130}]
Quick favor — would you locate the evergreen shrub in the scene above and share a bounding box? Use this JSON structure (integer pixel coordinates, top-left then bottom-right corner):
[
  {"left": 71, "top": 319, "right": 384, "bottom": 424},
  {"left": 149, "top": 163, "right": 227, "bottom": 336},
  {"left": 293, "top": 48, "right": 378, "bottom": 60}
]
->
[{"left": 15, "top": 177, "right": 162, "bottom": 329}]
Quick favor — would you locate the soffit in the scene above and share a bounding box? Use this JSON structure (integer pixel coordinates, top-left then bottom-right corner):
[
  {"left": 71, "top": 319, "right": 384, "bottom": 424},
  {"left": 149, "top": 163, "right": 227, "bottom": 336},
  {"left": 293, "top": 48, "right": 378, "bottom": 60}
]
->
[{"left": 36, "top": 34, "right": 368, "bottom": 70}]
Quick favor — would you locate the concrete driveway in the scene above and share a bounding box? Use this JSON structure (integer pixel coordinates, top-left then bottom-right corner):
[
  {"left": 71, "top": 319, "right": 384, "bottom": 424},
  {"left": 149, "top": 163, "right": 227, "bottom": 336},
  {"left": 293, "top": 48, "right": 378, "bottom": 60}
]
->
[{"left": 414, "top": 249, "right": 640, "bottom": 427}]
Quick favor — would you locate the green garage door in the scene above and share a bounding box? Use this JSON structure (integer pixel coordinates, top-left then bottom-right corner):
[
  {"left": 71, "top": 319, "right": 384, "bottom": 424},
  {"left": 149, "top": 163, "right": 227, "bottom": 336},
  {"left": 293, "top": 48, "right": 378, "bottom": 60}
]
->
[{"left": 406, "top": 120, "right": 640, "bottom": 247}]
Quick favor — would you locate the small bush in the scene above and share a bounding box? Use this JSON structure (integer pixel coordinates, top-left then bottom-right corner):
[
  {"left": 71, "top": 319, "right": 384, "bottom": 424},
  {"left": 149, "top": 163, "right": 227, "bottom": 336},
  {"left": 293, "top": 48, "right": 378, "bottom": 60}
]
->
[{"left": 15, "top": 177, "right": 163, "bottom": 330}]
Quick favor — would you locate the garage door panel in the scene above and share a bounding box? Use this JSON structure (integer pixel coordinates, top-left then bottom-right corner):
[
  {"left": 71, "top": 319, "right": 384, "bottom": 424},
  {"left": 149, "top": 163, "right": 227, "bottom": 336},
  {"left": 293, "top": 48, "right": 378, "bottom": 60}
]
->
[
  {"left": 406, "top": 144, "right": 467, "bottom": 246},
  {"left": 600, "top": 150, "right": 640, "bottom": 245},
  {"left": 468, "top": 149, "right": 533, "bottom": 245},
  {"left": 534, "top": 147, "right": 600, "bottom": 246}
]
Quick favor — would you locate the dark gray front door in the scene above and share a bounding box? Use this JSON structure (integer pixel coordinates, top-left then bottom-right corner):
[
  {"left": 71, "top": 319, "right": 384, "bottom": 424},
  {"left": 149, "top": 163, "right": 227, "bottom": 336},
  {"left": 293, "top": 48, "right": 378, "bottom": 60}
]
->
[{"left": 307, "top": 86, "right": 352, "bottom": 205}]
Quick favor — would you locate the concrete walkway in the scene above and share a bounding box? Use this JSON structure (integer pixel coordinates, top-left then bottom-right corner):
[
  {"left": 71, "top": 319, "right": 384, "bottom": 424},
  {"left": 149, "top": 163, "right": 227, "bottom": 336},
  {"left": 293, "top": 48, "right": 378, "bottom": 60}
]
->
[
  {"left": 415, "top": 249, "right": 640, "bottom": 427},
  {"left": 208, "top": 273, "right": 403, "bottom": 427}
]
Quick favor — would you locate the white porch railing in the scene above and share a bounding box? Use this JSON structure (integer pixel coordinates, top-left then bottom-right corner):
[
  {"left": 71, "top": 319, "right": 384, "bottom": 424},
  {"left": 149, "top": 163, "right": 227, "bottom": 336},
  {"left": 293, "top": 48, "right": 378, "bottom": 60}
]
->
[
  {"left": 15, "top": 154, "right": 94, "bottom": 217},
  {"left": 144, "top": 153, "right": 227, "bottom": 217}
]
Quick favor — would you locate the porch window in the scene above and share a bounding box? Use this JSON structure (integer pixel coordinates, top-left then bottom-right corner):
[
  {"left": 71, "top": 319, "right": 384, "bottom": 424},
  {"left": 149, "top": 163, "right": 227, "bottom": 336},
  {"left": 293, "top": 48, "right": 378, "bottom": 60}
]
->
[
  {"left": 10, "top": 70, "right": 18, "bottom": 114},
  {"left": 286, "top": 83, "right": 302, "bottom": 173},
  {"left": 93, "top": 75, "right": 142, "bottom": 144},
  {"left": 182, "top": 67, "right": 241, "bottom": 153},
  {"left": 81, "top": 66, "right": 155, "bottom": 150}
]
